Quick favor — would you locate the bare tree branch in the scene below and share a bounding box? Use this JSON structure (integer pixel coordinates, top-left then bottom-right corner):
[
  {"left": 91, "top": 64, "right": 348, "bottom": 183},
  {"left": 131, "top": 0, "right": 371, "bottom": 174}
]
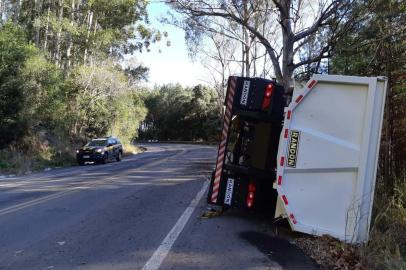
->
[{"left": 293, "top": 1, "right": 340, "bottom": 42}]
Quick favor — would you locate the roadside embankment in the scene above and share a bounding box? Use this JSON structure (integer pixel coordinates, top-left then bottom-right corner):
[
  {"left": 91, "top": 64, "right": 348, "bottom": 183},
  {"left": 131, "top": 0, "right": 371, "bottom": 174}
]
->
[{"left": 0, "top": 135, "right": 145, "bottom": 176}]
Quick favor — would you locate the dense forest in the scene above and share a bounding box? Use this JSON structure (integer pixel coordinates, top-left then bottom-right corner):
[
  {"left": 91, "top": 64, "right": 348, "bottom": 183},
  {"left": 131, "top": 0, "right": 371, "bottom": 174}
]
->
[
  {"left": 139, "top": 84, "right": 221, "bottom": 142},
  {"left": 0, "top": 0, "right": 150, "bottom": 171}
]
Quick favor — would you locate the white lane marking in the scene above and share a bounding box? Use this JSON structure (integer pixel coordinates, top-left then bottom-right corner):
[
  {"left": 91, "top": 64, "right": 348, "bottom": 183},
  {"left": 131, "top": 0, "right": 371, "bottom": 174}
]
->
[
  {"left": 141, "top": 180, "right": 209, "bottom": 270},
  {"left": 0, "top": 150, "right": 187, "bottom": 216}
]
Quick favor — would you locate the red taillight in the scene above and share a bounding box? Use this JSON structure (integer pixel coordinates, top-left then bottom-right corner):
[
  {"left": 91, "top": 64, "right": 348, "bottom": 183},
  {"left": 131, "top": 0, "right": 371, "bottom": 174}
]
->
[
  {"left": 248, "top": 183, "right": 256, "bottom": 192},
  {"left": 246, "top": 183, "right": 256, "bottom": 208},
  {"left": 261, "top": 84, "right": 274, "bottom": 110}
]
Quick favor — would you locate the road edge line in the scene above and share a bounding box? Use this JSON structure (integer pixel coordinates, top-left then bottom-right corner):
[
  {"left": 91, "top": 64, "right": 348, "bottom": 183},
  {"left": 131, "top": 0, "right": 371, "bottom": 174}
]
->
[{"left": 141, "top": 180, "right": 209, "bottom": 270}]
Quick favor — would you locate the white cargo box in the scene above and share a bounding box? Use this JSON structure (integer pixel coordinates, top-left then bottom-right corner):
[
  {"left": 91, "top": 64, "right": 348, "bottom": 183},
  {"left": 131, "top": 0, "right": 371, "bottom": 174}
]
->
[{"left": 275, "top": 75, "right": 387, "bottom": 243}]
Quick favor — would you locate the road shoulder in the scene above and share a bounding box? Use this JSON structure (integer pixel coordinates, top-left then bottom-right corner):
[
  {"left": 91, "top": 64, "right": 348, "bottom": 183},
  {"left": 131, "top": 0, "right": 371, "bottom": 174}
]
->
[{"left": 159, "top": 185, "right": 319, "bottom": 270}]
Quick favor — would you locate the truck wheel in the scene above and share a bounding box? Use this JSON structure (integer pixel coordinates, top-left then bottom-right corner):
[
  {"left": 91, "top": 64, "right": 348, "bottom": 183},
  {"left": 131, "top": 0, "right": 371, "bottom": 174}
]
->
[{"left": 116, "top": 151, "right": 122, "bottom": 162}]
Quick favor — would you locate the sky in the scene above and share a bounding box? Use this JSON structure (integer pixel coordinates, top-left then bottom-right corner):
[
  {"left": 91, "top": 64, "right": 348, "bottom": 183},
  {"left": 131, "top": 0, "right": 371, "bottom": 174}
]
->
[{"left": 130, "top": 2, "right": 208, "bottom": 87}]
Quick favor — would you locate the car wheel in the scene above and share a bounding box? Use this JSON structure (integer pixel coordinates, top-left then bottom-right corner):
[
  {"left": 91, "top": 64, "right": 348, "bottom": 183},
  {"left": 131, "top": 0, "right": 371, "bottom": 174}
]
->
[
  {"left": 102, "top": 153, "right": 108, "bottom": 164},
  {"left": 78, "top": 160, "right": 85, "bottom": 166},
  {"left": 116, "top": 151, "right": 122, "bottom": 162}
]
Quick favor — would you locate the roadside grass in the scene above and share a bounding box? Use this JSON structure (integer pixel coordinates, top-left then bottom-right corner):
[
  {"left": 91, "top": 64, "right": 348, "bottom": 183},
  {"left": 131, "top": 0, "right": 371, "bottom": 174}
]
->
[
  {"left": 123, "top": 143, "right": 145, "bottom": 157},
  {"left": 0, "top": 134, "right": 76, "bottom": 175},
  {"left": 0, "top": 137, "right": 147, "bottom": 176},
  {"left": 360, "top": 179, "right": 406, "bottom": 270},
  {"left": 294, "top": 180, "right": 406, "bottom": 270}
]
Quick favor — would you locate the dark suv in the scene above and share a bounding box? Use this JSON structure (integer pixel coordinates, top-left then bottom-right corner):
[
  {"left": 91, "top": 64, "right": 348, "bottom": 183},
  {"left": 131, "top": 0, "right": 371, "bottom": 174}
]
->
[{"left": 76, "top": 137, "right": 123, "bottom": 165}]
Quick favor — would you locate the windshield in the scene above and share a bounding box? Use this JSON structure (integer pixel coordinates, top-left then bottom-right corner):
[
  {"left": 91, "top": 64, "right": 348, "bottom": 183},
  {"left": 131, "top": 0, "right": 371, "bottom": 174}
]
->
[{"left": 86, "top": 139, "right": 107, "bottom": 147}]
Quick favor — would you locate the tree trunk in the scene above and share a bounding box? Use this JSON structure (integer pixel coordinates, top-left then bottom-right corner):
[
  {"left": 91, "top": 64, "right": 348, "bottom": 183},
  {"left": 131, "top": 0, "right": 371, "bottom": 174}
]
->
[
  {"left": 244, "top": 31, "right": 250, "bottom": 77},
  {"left": 243, "top": 1, "right": 250, "bottom": 77},
  {"left": 55, "top": 0, "right": 64, "bottom": 67},
  {"left": 66, "top": 0, "right": 75, "bottom": 73},
  {"left": 43, "top": 6, "right": 50, "bottom": 52},
  {"left": 89, "top": 18, "right": 97, "bottom": 66},
  {"left": 0, "top": 0, "right": 4, "bottom": 23},
  {"left": 279, "top": 0, "right": 295, "bottom": 100},
  {"left": 72, "top": 0, "right": 81, "bottom": 68},
  {"left": 34, "top": 0, "right": 42, "bottom": 46},
  {"left": 384, "top": 71, "right": 394, "bottom": 193},
  {"left": 13, "top": 0, "right": 22, "bottom": 23},
  {"left": 83, "top": 10, "right": 93, "bottom": 63},
  {"left": 382, "top": 9, "right": 395, "bottom": 193},
  {"left": 241, "top": 38, "right": 245, "bottom": 76}
]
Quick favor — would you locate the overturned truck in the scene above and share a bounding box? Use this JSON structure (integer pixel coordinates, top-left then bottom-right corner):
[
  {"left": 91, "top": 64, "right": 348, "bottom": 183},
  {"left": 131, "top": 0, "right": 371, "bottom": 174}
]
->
[{"left": 208, "top": 75, "right": 387, "bottom": 243}]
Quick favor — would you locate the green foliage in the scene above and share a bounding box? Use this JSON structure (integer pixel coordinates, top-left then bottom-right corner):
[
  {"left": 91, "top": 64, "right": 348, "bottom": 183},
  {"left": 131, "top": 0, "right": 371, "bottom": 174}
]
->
[
  {"left": 0, "top": 19, "right": 149, "bottom": 173},
  {"left": 0, "top": 23, "right": 37, "bottom": 147},
  {"left": 140, "top": 84, "right": 221, "bottom": 142},
  {"left": 330, "top": 0, "right": 406, "bottom": 181},
  {"left": 330, "top": 2, "right": 406, "bottom": 268},
  {"left": 110, "top": 91, "right": 147, "bottom": 144},
  {"left": 331, "top": 1, "right": 406, "bottom": 77},
  {"left": 63, "top": 61, "right": 147, "bottom": 143},
  {"left": 361, "top": 180, "right": 406, "bottom": 270},
  {"left": 22, "top": 53, "right": 65, "bottom": 130},
  {"left": 0, "top": 0, "right": 168, "bottom": 76}
]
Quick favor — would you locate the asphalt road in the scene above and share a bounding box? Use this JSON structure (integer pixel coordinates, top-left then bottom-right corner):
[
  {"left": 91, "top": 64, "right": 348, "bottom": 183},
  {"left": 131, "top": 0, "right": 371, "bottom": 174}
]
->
[{"left": 0, "top": 144, "right": 317, "bottom": 270}]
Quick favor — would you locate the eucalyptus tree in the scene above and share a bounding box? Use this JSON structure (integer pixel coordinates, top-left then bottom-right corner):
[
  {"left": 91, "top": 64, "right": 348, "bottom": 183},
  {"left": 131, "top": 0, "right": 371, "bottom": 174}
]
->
[
  {"left": 6, "top": 0, "right": 163, "bottom": 74},
  {"left": 169, "top": 0, "right": 357, "bottom": 97}
]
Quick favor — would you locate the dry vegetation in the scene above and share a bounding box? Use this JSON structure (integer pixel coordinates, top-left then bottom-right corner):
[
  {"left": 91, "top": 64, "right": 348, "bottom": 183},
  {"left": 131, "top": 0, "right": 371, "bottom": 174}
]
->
[
  {"left": 0, "top": 134, "right": 76, "bottom": 175},
  {"left": 0, "top": 135, "right": 147, "bottom": 175},
  {"left": 122, "top": 144, "right": 146, "bottom": 157}
]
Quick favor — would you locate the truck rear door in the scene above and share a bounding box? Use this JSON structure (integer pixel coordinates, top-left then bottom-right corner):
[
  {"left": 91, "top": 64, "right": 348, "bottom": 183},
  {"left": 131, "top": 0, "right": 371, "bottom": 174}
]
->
[{"left": 275, "top": 75, "right": 387, "bottom": 243}]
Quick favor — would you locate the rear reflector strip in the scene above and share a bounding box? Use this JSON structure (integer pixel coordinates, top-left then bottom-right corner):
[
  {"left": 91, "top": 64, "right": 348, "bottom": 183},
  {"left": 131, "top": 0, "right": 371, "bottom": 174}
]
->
[
  {"left": 295, "top": 95, "right": 303, "bottom": 103},
  {"left": 307, "top": 80, "right": 317, "bottom": 89},
  {"left": 211, "top": 77, "right": 237, "bottom": 203},
  {"left": 280, "top": 156, "right": 285, "bottom": 166},
  {"left": 276, "top": 78, "right": 317, "bottom": 229},
  {"left": 287, "top": 110, "right": 292, "bottom": 120},
  {"left": 277, "top": 175, "right": 282, "bottom": 185},
  {"left": 282, "top": 195, "right": 288, "bottom": 205},
  {"left": 290, "top": 213, "right": 297, "bottom": 224}
]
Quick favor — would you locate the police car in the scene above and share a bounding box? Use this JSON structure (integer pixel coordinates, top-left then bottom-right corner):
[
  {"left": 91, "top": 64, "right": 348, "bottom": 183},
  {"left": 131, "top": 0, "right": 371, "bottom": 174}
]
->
[{"left": 76, "top": 137, "right": 123, "bottom": 165}]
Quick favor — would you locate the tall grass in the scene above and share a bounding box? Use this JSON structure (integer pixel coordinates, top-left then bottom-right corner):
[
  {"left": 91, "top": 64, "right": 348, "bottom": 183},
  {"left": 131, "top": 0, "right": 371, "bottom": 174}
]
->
[
  {"left": 0, "top": 134, "right": 76, "bottom": 175},
  {"left": 360, "top": 180, "right": 406, "bottom": 269}
]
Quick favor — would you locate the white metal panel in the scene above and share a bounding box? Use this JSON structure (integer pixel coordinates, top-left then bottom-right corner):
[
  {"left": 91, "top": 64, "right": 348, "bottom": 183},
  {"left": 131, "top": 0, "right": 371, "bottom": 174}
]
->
[{"left": 275, "top": 75, "right": 387, "bottom": 243}]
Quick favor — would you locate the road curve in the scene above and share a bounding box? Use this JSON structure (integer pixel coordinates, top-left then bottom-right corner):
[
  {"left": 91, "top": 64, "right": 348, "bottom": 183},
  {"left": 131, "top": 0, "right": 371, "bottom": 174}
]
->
[{"left": 0, "top": 143, "right": 317, "bottom": 270}]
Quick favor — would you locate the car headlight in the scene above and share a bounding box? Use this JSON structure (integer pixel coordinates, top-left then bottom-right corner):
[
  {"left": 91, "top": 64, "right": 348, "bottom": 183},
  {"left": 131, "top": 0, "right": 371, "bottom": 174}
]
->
[
  {"left": 96, "top": 148, "right": 103, "bottom": 153},
  {"left": 76, "top": 150, "right": 80, "bottom": 154}
]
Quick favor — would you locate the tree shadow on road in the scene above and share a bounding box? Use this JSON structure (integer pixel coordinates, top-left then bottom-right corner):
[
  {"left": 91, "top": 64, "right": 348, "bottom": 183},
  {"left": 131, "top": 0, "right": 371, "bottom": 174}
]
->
[{"left": 240, "top": 230, "right": 320, "bottom": 270}]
